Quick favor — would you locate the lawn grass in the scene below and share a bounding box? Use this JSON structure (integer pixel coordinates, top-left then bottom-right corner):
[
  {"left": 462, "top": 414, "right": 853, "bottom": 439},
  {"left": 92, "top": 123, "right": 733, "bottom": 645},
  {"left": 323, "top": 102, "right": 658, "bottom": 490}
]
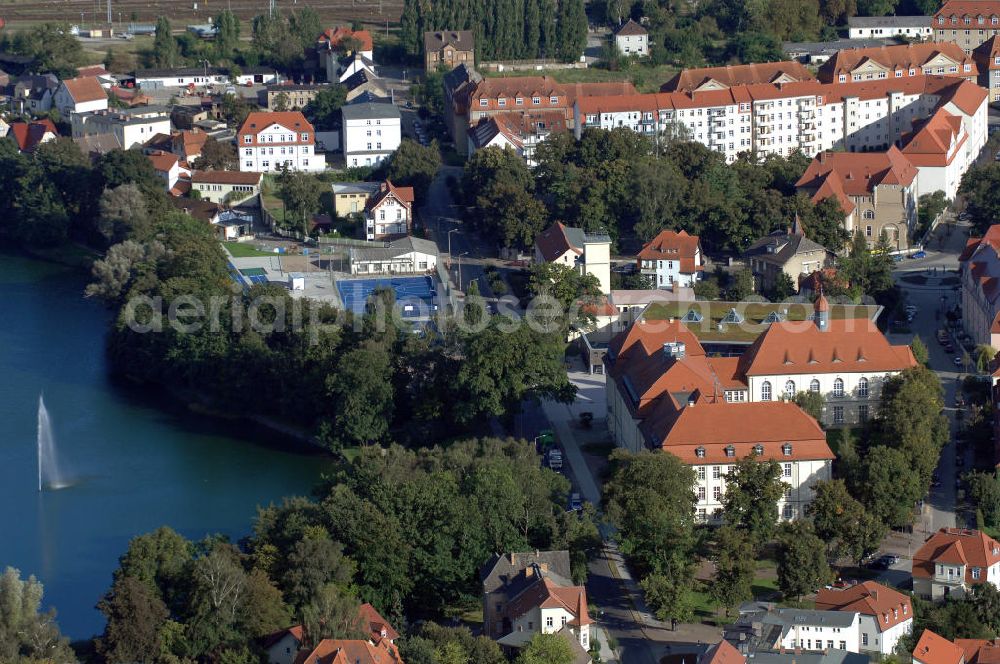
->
[
  {"left": 223, "top": 242, "right": 274, "bottom": 258},
  {"left": 642, "top": 301, "right": 879, "bottom": 343}
]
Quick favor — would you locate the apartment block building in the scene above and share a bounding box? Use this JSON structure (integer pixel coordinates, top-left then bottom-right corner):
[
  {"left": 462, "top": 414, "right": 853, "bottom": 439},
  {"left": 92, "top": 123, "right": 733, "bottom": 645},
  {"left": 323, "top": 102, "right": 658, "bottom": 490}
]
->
[
  {"left": 662, "top": 61, "right": 816, "bottom": 93},
  {"left": 959, "top": 225, "right": 1000, "bottom": 348},
  {"left": 236, "top": 111, "right": 323, "bottom": 173},
  {"left": 973, "top": 35, "right": 1000, "bottom": 101},
  {"left": 934, "top": 1, "right": 1000, "bottom": 53},
  {"left": 817, "top": 42, "right": 977, "bottom": 84},
  {"left": 573, "top": 75, "right": 987, "bottom": 166}
]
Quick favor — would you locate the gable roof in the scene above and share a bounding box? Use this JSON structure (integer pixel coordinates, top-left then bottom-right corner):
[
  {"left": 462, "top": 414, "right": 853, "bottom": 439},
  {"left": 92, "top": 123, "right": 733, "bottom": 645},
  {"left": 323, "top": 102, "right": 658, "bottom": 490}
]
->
[
  {"left": 738, "top": 317, "right": 917, "bottom": 377},
  {"left": 502, "top": 573, "right": 593, "bottom": 627},
  {"left": 468, "top": 115, "right": 524, "bottom": 150},
  {"left": 637, "top": 230, "right": 702, "bottom": 273},
  {"left": 957, "top": 640, "right": 1000, "bottom": 664},
  {"left": 663, "top": 61, "right": 815, "bottom": 92},
  {"left": 423, "top": 30, "right": 475, "bottom": 52},
  {"left": 818, "top": 42, "right": 976, "bottom": 82},
  {"left": 61, "top": 76, "right": 107, "bottom": 103},
  {"left": 815, "top": 581, "right": 912, "bottom": 633},
  {"left": 262, "top": 625, "right": 305, "bottom": 650},
  {"left": 745, "top": 227, "right": 828, "bottom": 265},
  {"left": 318, "top": 26, "right": 374, "bottom": 52},
  {"left": 7, "top": 119, "right": 57, "bottom": 152},
  {"left": 796, "top": 147, "right": 918, "bottom": 211},
  {"left": 535, "top": 222, "right": 586, "bottom": 262},
  {"left": 900, "top": 107, "right": 966, "bottom": 167},
  {"left": 703, "top": 639, "right": 746, "bottom": 664},
  {"left": 237, "top": 111, "right": 315, "bottom": 136},
  {"left": 292, "top": 638, "right": 402, "bottom": 664},
  {"left": 358, "top": 603, "right": 399, "bottom": 644},
  {"left": 975, "top": 35, "right": 1000, "bottom": 67},
  {"left": 614, "top": 19, "right": 647, "bottom": 36},
  {"left": 365, "top": 179, "right": 415, "bottom": 213},
  {"left": 914, "top": 528, "right": 1000, "bottom": 583},
  {"left": 914, "top": 630, "right": 966, "bottom": 664},
  {"left": 481, "top": 550, "right": 572, "bottom": 593},
  {"left": 147, "top": 149, "right": 180, "bottom": 172},
  {"left": 936, "top": 1, "right": 1000, "bottom": 20}
]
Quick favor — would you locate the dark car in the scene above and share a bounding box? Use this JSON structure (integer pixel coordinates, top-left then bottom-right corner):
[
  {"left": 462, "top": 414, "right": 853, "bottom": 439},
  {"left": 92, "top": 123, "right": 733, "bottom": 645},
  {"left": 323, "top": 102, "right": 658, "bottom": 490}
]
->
[{"left": 569, "top": 493, "right": 582, "bottom": 512}]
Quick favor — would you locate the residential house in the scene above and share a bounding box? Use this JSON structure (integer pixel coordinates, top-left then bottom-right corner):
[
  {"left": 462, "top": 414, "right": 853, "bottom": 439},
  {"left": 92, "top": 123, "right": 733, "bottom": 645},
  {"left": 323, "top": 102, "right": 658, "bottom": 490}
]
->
[
  {"left": 169, "top": 129, "right": 208, "bottom": 163},
  {"left": 934, "top": 2, "right": 1000, "bottom": 53},
  {"left": 467, "top": 116, "right": 526, "bottom": 160},
  {"left": 147, "top": 150, "right": 184, "bottom": 191},
  {"left": 53, "top": 77, "right": 107, "bottom": 115},
  {"left": 76, "top": 64, "right": 117, "bottom": 87},
  {"left": 534, "top": 222, "right": 612, "bottom": 294},
  {"left": 265, "top": 83, "right": 326, "bottom": 110},
  {"left": 318, "top": 26, "right": 375, "bottom": 63},
  {"left": 728, "top": 606, "right": 863, "bottom": 653},
  {"left": 443, "top": 64, "right": 483, "bottom": 154},
  {"left": 815, "top": 582, "right": 914, "bottom": 656},
  {"left": 265, "top": 605, "right": 398, "bottom": 664},
  {"left": 913, "top": 629, "right": 967, "bottom": 664},
  {"left": 848, "top": 15, "right": 934, "bottom": 40},
  {"left": 336, "top": 53, "right": 377, "bottom": 84},
  {"left": 423, "top": 30, "right": 475, "bottom": 71},
  {"left": 7, "top": 119, "right": 57, "bottom": 153},
  {"left": 817, "top": 42, "right": 977, "bottom": 84},
  {"left": 191, "top": 170, "right": 263, "bottom": 204},
  {"left": 899, "top": 107, "right": 972, "bottom": 200},
  {"left": 604, "top": 318, "right": 835, "bottom": 521},
  {"left": 358, "top": 603, "right": 399, "bottom": 647},
  {"left": 341, "top": 102, "right": 402, "bottom": 167},
  {"left": 957, "top": 638, "right": 1000, "bottom": 664},
  {"left": 331, "top": 181, "right": 381, "bottom": 216},
  {"left": 745, "top": 219, "right": 831, "bottom": 293},
  {"left": 705, "top": 638, "right": 869, "bottom": 664},
  {"left": 343, "top": 69, "right": 388, "bottom": 102},
  {"left": 212, "top": 209, "right": 254, "bottom": 240},
  {"left": 348, "top": 236, "right": 438, "bottom": 275},
  {"left": 662, "top": 61, "right": 816, "bottom": 92},
  {"left": 637, "top": 230, "right": 703, "bottom": 288},
  {"left": 171, "top": 197, "right": 222, "bottom": 227},
  {"left": 796, "top": 148, "right": 918, "bottom": 251},
  {"left": 290, "top": 638, "right": 403, "bottom": 664},
  {"left": 574, "top": 75, "right": 988, "bottom": 166},
  {"left": 72, "top": 106, "right": 172, "bottom": 150},
  {"left": 973, "top": 36, "right": 1000, "bottom": 102},
  {"left": 9, "top": 74, "right": 59, "bottom": 113},
  {"left": 959, "top": 225, "right": 1000, "bottom": 348},
  {"left": 913, "top": 528, "right": 1000, "bottom": 600},
  {"left": 264, "top": 625, "right": 305, "bottom": 664},
  {"left": 237, "top": 111, "right": 323, "bottom": 173},
  {"left": 480, "top": 551, "right": 592, "bottom": 660},
  {"left": 613, "top": 20, "right": 649, "bottom": 57},
  {"left": 363, "top": 180, "right": 415, "bottom": 241}
]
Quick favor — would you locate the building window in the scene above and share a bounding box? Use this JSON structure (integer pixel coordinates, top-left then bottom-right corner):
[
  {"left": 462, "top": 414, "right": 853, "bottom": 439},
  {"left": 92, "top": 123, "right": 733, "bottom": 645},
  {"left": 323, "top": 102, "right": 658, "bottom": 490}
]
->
[
  {"left": 858, "top": 377, "right": 869, "bottom": 398},
  {"left": 546, "top": 617, "right": 553, "bottom": 627},
  {"left": 725, "top": 445, "right": 735, "bottom": 458},
  {"left": 974, "top": 567, "right": 982, "bottom": 579},
  {"left": 712, "top": 466, "right": 721, "bottom": 479},
  {"left": 782, "top": 443, "right": 792, "bottom": 456},
  {"left": 753, "top": 444, "right": 764, "bottom": 456},
  {"left": 244, "top": 136, "right": 252, "bottom": 144},
  {"left": 761, "top": 381, "right": 772, "bottom": 401},
  {"left": 696, "top": 447, "right": 706, "bottom": 458},
  {"left": 833, "top": 378, "right": 844, "bottom": 397},
  {"left": 866, "top": 225, "right": 873, "bottom": 237},
  {"left": 809, "top": 379, "right": 820, "bottom": 393},
  {"left": 784, "top": 380, "right": 796, "bottom": 398},
  {"left": 863, "top": 634, "right": 869, "bottom": 646},
  {"left": 833, "top": 406, "right": 844, "bottom": 424},
  {"left": 783, "top": 504, "right": 793, "bottom": 519},
  {"left": 698, "top": 486, "right": 706, "bottom": 500},
  {"left": 516, "top": 97, "right": 523, "bottom": 105},
  {"left": 858, "top": 404, "right": 869, "bottom": 423},
  {"left": 784, "top": 463, "right": 792, "bottom": 477},
  {"left": 697, "top": 466, "right": 706, "bottom": 480},
  {"left": 532, "top": 97, "right": 540, "bottom": 104},
  {"left": 713, "top": 487, "right": 722, "bottom": 500}
]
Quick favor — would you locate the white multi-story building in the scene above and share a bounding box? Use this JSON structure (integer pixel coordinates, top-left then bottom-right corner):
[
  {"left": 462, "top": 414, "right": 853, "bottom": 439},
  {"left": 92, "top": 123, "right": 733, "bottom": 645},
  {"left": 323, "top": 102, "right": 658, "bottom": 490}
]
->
[
  {"left": 236, "top": 111, "right": 323, "bottom": 173},
  {"left": 53, "top": 76, "right": 108, "bottom": 116},
  {"left": 771, "top": 610, "right": 863, "bottom": 653},
  {"left": 816, "top": 582, "right": 914, "bottom": 656},
  {"left": 959, "top": 225, "right": 1000, "bottom": 349},
  {"left": 341, "top": 102, "right": 402, "bottom": 167},
  {"left": 573, "top": 75, "right": 987, "bottom": 165},
  {"left": 533, "top": 222, "right": 612, "bottom": 294},
  {"left": 362, "top": 180, "right": 414, "bottom": 241},
  {"left": 914, "top": 528, "right": 1000, "bottom": 600},
  {"left": 72, "top": 106, "right": 172, "bottom": 150},
  {"left": 636, "top": 229, "right": 703, "bottom": 288},
  {"left": 900, "top": 107, "right": 973, "bottom": 200}
]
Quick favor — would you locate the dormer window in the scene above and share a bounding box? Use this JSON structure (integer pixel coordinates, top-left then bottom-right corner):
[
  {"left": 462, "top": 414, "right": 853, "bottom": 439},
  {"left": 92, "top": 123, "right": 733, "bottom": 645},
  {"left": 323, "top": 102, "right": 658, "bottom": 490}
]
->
[
  {"left": 753, "top": 444, "right": 764, "bottom": 456},
  {"left": 696, "top": 447, "right": 706, "bottom": 458},
  {"left": 903, "top": 604, "right": 908, "bottom": 615},
  {"left": 498, "top": 97, "right": 506, "bottom": 107},
  {"left": 782, "top": 443, "right": 792, "bottom": 456},
  {"left": 725, "top": 445, "right": 736, "bottom": 458}
]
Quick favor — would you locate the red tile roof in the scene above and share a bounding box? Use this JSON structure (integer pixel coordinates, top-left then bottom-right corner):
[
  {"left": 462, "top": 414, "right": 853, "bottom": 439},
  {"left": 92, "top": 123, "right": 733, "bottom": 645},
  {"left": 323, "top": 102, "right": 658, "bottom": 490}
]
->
[
  {"left": 796, "top": 146, "right": 918, "bottom": 214},
  {"left": 615, "top": 19, "right": 647, "bottom": 36},
  {"left": 664, "top": 61, "right": 815, "bottom": 92},
  {"left": 913, "top": 528, "right": 1000, "bottom": 584},
  {"left": 702, "top": 638, "right": 747, "bottom": 664},
  {"left": 957, "top": 639, "right": 1000, "bottom": 664},
  {"left": 936, "top": 2, "right": 1000, "bottom": 21},
  {"left": 7, "top": 119, "right": 57, "bottom": 152},
  {"left": 637, "top": 230, "right": 702, "bottom": 273},
  {"left": 535, "top": 222, "right": 583, "bottom": 262},
  {"left": 147, "top": 150, "right": 179, "bottom": 173},
  {"left": 819, "top": 42, "right": 977, "bottom": 83},
  {"left": 738, "top": 317, "right": 917, "bottom": 377},
  {"left": 237, "top": 111, "right": 314, "bottom": 143},
  {"left": 914, "top": 630, "right": 966, "bottom": 664},
  {"left": 292, "top": 638, "right": 403, "bottom": 664},
  {"left": 358, "top": 603, "right": 399, "bottom": 644},
  {"left": 504, "top": 576, "right": 592, "bottom": 627},
  {"left": 900, "top": 108, "right": 967, "bottom": 167},
  {"left": 61, "top": 76, "right": 107, "bottom": 103},
  {"left": 318, "top": 26, "right": 374, "bottom": 52},
  {"left": 364, "top": 179, "right": 414, "bottom": 214},
  {"left": 262, "top": 625, "right": 305, "bottom": 650},
  {"left": 815, "top": 581, "right": 912, "bottom": 633}
]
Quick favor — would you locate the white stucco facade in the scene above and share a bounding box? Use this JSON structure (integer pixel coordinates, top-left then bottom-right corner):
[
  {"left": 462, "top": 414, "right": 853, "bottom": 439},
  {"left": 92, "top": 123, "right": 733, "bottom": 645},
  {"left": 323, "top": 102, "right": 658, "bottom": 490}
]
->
[{"left": 778, "top": 613, "right": 862, "bottom": 653}]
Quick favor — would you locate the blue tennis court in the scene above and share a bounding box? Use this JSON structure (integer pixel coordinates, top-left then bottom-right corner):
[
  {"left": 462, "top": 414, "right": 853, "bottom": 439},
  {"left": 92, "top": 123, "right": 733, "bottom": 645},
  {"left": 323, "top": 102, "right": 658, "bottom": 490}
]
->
[{"left": 337, "top": 276, "right": 439, "bottom": 318}]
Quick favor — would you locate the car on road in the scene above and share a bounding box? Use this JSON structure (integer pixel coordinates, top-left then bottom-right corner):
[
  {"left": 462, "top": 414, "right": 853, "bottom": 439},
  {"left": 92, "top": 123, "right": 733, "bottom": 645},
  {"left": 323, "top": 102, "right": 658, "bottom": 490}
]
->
[
  {"left": 868, "top": 555, "right": 895, "bottom": 570},
  {"left": 569, "top": 493, "right": 582, "bottom": 511},
  {"left": 548, "top": 448, "right": 563, "bottom": 470},
  {"left": 910, "top": 250, "right": 927, "bottom": 259}
]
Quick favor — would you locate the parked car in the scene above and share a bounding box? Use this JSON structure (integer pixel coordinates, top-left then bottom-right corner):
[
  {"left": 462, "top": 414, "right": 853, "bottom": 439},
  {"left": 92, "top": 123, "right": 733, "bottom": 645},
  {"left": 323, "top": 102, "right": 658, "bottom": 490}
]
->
[
  {"left": 910, "top": 250, "right": 927, "bottom": 259},
  {"left": 548, "top": 448, "right": 563, "bottom": 470},
  {"left": 569, "top": 493, "right": 582, "bottom": 511}
]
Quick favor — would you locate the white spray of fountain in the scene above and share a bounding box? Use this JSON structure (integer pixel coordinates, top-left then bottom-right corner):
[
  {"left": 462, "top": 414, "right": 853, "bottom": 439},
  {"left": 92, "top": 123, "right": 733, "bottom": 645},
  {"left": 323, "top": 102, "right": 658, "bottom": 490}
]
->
[{"left": 37, "top": 395, "right": 65, "bottom": 492}]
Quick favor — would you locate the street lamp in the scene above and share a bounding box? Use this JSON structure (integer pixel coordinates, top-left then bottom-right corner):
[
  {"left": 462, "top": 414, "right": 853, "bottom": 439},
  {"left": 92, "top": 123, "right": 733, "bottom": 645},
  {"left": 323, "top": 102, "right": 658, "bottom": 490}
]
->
[{"left": 447, "top": 228, "right": 459, "bottom": 260}]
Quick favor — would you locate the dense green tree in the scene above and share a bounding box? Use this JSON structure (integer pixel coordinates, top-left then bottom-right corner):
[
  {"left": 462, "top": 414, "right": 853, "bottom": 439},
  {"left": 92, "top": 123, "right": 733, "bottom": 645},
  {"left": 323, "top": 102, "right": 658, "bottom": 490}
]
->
[
  {"left": 793, "top": 390, "right": 825, "bottom": 423},
  {"left": 528, "top": 262, "right": 602, "bottom": 310},
  {"left": 727, "top": 268, "right": 756, "bottom": 302},
  {"left": 288, "top": 7, "right": 323, "bottom": 50},
  {"left": 2, "top": 22, "right": 85, "bottom": 78},
  {"left": 862, "top": 445, "right": 923, "bottom": 527},
  {"left": 516, "top": 632, "right": 574, "bottom": 664},
  {"left": 776, "top": 521, "right": 832, "bottom": 600},
  {"left": 555, "top": 0, "right": 588, "bottom": 62},
  {"left": 857, "top": 0, "right": 900, "bottom": 15},
  {"left": 807, "top": 480, "right": 885, "bottom": 563},
  {"left": 728, "top": 30, "right": 784, "bottom": 63},
  {"left": 251, "top": 13, "right": 302, "bottom": 69},
  {"left": 911, "top": 335, "right": 930, "bottom": 366},
  {"left": 153, "top": 16, "right": 179, "bottom": 68},
  {"left": 463, "top": 279, "right": 486, "bottom": 327},
  {"left": 281, "top": 536, "right": 356, "bottom": 611},
  {"left": 959, "top": 163, "right": 1000, "bottom": 235},
  {"left": 968, "top": 472, "right": 1000, "bottom": 528},
  {"left": 303, "top": 85, "right": 348, "bottom": 130},
  {"left": 277, "top": 170, "right": 325, "bottom": 235},
  {"left": 839, "top": 230, "right": 895, "bottom": 298},
  {"left": 113, "top": 526, "right": 192, "bottom": 609},
  {"left": 0, "top": 567, "right": 74, "bottom": 663},
  {"left": 771, "top": 272, "right": 797, "bottom": 301},
  {"left": 711, "top": 526, "right": 756, "bottom": 615},
  {"left": 97, "top": 575, "right": 170, "bottom": 662},
  {"left": 214, "top": 9, "right": 241, "bottom": 59},
  {"left": 388, "top": 139, "right": 442, "bottom": 199},
  {"left": 98, "top": 184, "right": 151, "bottom": 245},
  {"left": 325, "top": 344, "right": 395, "bottom": 448},
  {"left": 463, "top": 145, "right": 549, "bottom": 249},
  {"left": 192, "top": 137, "right": 238, "bottom": 171},
  {"left": 301, "top": 584, "right": 367, "bottom": 645},
  {"left": 722, "top": 454, "right": 787, "bottom": 545}
]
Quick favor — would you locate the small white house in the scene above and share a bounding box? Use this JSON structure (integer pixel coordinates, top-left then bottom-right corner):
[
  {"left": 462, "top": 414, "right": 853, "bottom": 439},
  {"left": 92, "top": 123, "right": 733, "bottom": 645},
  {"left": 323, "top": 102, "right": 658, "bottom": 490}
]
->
[
  {"left": 363, "top": 180, "right": 415, "bottom": 241},
  {"left": 348, "top": 236, "right": 438, "bottom": 275},
  {"left": 72, "top": 106, "right": 171, "bottom": 150},
  {"left": 53, "top": 76, "right": 108, "bottom": 116},
  {"left": 341, "top": 101, "right": 402, "bottom": 167},
  {"left": 614, "top": 20, "right": 649, "bottom": 57},
  {"left": 847, "top": 16, "right": 932, "bottom": 40},
  {"left": 264, "top": 626, "right": 303, "bottom": 664},
  {"left": 636, "top": 229, "right": 703, "bottom": 288}
]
